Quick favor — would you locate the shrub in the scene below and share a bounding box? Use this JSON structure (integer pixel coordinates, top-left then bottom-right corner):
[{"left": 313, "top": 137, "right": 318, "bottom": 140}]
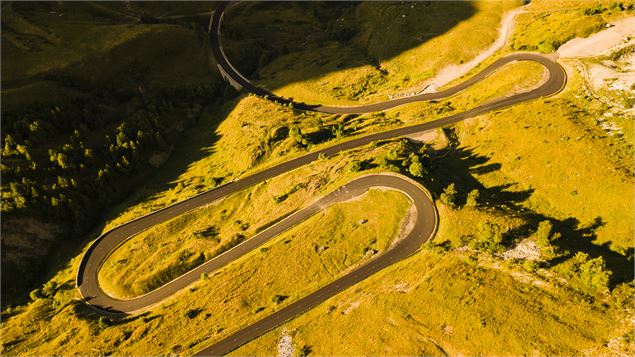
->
[
  {"left": 465, "top": 189, "right": 480, "bottom": 207},
  {"left": 582, "top": 5, "right": 604, "bottom": 15},
  {"left": 408, "top": 161, "right": 425, "bottom": 178},
  {"left": 470, "top": 222, "right": 504, "bottom": 254},
  {"left": 376, "top": 155, "right": 390, "bottom": 168},
  {"left": 331, "top": 123, "right": 345, "bottom": 138},
  {"left": 272, "top": 295, "right": 288, "bottom": 304},
  {"left": 290, "top": 126, "right": 309, "bottom": 147},
  {"left": 193, "top": 226, "right": 219, "bottom": 240},
  {"left": 534, "top": 220, "right": 553, "bottom": 244},
  {"left": 350, "top": 160, "right": 363, "bottom": 172},
  {"left": 299, "top": 345, "right": 312, "bottom": 356},
  {"left": 273, "top": 183, "right": 305, "bottom": 203},
  {"left": 98, "top": 316, "right": 110, "bottom": 329},
  {"left": 558, "top": 252, "right": 612, "bottom": 297},
  {"left": 533, "top": 220, "right": 561, "bottom": 259},
  {"left": 523, "top": 260, "right": 539, "bottom": 272},
  {"left": 576, "top": 254, "right": 611, "bottom": 296},
  {"left": 273, "top": 194, "right": 287, "bottom": 203},
  {"left": 185, "top": 308, "right": 202, "bottom": 319},
  {"left": 215, "top": 234, "right": 246, "bottom": 255},
  {"left": 611, "top": 282, "right": 634, "bottom": 309},
  {"left": 439, "top": 183, "right": 459, "bottom": 208},
  {"left": 41, "top": 281, "right": 58, "bottom": 298}
]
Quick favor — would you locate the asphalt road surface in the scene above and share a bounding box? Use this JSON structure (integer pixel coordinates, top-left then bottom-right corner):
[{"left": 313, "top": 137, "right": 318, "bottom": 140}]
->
[
  {"left": 193, "top": 174, "right": 437, "bottom": 356},
  {"left": 76, "top": 3, "right": 567, "bottom": 356}
]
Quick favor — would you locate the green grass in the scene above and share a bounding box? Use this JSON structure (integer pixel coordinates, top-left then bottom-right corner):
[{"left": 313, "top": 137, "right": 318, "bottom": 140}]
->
[
  {"left": 1, "top": 185, "right": 412, "bottom": 356},
  {"left": 4, "top": 58, "right": 632, "bottom": 353},
  {"left": 225, "top": 0, "right": 632, "bottom": 106},
  {"left": 2, "top": 1, "right": 633, "bottom": 356},
  {"left": 455, "top": 61, "right": 633, "bottom": 252},
  {"left": 233, "top": 247, "right": 627, "bottom": 356},
  {"left": 98, "top": 170, "right": 412, "bottom": 299},
  {"left": 94, "top": 58, "right": 547, "bottom": 300},
  {"left": 509, "top": 0, "right": 633, "bottom": 53},
  {"left": 100, "top": 58, "right": 546, "bottom": 231},
  {"left": 230, "top": 69, "right": 635, "bottom": 354},
  {"left": 225, "top": 0, "right": 522, "bottom": 106}
]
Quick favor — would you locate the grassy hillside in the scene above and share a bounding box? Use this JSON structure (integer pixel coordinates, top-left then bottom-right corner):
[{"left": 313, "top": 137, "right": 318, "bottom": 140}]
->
[
  {"left": 98, "top": 183, "right": 411, "bottom": 299},
  {"left": 223, "top": 0, "right": 523, "bottom": 105},
  {"left": 94, "top": 58, "right": 548, "bottom": 299},
  {"left": 509, "top": 0, "right": 633, "bottom": 53},
  {"left": 1, "top": 1, "right": 633, "bottom": 356},
  {"left": 234, "top": 249, "right": 629, "bottom": 356},
  {"left": 4, "top": 54, "right": 633, "bottom": 355},
  {"left": 98, "top": 58, "right": 547, "bottom": 233},
  {"left": 226, "top": 6, "right": 633, "bottom": 352},
  {"left": 1, "top": 149, "right": 415, "bottom": 356},
  {"left": 222, "top": 0, "right": 632, "bottom": 107}
]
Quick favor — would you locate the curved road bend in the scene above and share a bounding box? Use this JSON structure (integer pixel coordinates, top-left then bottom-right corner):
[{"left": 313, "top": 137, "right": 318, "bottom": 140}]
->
[
  {"left": 195, "top": 175, "right": 436, "bottom": 356},
  {"left": 210, "top": 3, "right": 566, "bottom": 114},
  {"left": 76, "top": 3, "right": 567, "bottom": 355},
  {"left": 77, "top": 174, "right": 435, "bottom": 312}
]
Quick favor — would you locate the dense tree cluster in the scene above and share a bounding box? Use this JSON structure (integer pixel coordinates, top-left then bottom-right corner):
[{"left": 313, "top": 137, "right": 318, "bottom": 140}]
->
[
  {"left": 2, "top": 84, "right": 218, "bottom": 231},
  {"left": 1, "top": 82, "right": 221, "bottom": 297},
  {"left": 375, "top": 138, "right": 430, "bottom": 177}
]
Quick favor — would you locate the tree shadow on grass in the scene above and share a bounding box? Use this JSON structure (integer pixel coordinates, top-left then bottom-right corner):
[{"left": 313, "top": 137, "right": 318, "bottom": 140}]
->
[
  {"left": 504, "top": 215, "right": 633, "bottom": 288},
  {"left": 415, "top": 138, "right": 633, "bottom": 288},
  {"left": 533, "top": 216, "right": 632, "bottom": 288},
  {"left": 221, "top": 1, "right": 479, "bottom": 100},
  {"left": 422, "top": 144, "right": 534, "bottom": 209}
]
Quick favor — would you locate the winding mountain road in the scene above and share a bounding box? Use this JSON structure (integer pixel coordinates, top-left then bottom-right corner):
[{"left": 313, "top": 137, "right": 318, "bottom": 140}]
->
[{"left": 76, "top": 3, "right": 567, "bottom": 356}]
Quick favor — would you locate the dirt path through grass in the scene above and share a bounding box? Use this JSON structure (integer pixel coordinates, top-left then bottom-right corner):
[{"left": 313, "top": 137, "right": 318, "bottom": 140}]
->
[
  {"left": 557, "top": 16, "right": 635, "bottom": 58},
  {"left": 422, "top": 4, "right": 528, "bottom": 92}
]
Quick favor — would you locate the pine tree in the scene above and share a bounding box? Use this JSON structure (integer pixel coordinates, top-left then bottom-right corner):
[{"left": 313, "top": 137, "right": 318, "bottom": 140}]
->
[{"left": 440, "top": 183, "right": 459, "bottom": 208}]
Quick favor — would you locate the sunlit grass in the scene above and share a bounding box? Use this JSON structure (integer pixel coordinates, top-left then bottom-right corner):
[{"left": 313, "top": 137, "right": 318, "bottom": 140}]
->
[
  {"left": 250, "top": 1, "right": 522, "bottom": 105},
  {"left": 2, "top": 1, "right": 633, "bottom": 355},
  {"left": 233, "top": 248, "right": 623, "bottom": 356},
  {"left": 98, "top": 168, "right": 412, "bottom": 298},
  {"left": 1, "top": 186, "right": 411, "bottom": 356},
  {"left": 456, "top": 63, "right": 633, "bottom": 251}
]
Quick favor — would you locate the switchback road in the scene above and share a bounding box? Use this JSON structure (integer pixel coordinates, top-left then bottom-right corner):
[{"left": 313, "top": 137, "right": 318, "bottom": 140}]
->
[{"left": 76, "top": 3, "right": 566, "bottom": 356}]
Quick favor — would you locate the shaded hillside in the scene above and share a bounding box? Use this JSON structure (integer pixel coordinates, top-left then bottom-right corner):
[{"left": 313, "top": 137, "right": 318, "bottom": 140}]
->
[{"left": 0, "top": 1, "right": 225, "bottom": 301}]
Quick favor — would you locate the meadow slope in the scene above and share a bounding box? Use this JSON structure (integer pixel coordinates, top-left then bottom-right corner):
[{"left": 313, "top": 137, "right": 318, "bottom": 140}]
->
[{"left": 1, "top": 1, "right": 634, "bottom": 356}]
